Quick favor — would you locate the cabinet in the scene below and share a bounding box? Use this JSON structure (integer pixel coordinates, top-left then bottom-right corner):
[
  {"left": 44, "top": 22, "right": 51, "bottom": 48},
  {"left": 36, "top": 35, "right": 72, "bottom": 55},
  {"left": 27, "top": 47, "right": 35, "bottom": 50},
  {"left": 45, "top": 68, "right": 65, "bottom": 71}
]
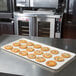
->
[
  {"left": 0, "top": 19, "right": 14, "bottom": 35},
  {"left": 62, "top": 14, "right": 76, "bottom": 39}
]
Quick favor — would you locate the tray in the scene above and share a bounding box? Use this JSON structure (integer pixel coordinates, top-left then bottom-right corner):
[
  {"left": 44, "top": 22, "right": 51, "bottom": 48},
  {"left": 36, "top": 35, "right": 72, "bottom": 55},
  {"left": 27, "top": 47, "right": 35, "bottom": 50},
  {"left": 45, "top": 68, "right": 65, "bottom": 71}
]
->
[{"left": 1, "top": 38, "right": 76, "bottom": 71}]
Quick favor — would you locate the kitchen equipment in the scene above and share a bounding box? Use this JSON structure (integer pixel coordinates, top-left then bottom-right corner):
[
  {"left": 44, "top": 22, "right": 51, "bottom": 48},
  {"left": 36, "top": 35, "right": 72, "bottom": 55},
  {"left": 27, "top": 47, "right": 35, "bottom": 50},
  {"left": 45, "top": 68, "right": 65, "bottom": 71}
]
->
[
  {"left": 0, "top": 0, "right": 14, "bottom": 18},
  {"left": 36, "top": 16, "right": 62, "bottom": 38},
  {"left": 30, "top": 0, "right": 58, "bottom": 8},
  {"left": 16, "top": 0, "right": 30, "bottom": 7},
  {"left": 14, "top": 10, "right": 62, "bottom": 38},
  {"left": 16, "top": 0, "right": 65, "bottom": 9},
  {"left": 0, "top": 18, "right": 14, "bottom": 35},
  {"left": 15, "top": 0, "right": 65, "bottom": 38},
  {"left": 0, "top": 0, "right": 12, "bottom": 12},
  {"left": 14, "top": 12, "right": 36, "bottom": 36}
]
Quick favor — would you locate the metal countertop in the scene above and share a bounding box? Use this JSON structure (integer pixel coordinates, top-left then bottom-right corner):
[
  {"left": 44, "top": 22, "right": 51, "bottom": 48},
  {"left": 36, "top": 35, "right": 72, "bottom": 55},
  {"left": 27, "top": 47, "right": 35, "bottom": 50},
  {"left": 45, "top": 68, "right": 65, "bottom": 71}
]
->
[
  {"left": 14, "top": 12, "right": 61, "bottom": 18},
  {"left": 0, "top": 35, "right": 76, "bottom": 76}
]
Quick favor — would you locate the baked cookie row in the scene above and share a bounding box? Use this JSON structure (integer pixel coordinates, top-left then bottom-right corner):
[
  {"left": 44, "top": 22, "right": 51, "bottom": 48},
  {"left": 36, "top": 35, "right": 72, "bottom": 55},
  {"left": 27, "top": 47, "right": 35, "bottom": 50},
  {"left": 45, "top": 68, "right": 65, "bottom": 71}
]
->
[
  {"left": 3, "top": 39, "right": 71, "bottom": 67},
  {"left": 4, "top": 45, "right": 71, "bottom": 58}
]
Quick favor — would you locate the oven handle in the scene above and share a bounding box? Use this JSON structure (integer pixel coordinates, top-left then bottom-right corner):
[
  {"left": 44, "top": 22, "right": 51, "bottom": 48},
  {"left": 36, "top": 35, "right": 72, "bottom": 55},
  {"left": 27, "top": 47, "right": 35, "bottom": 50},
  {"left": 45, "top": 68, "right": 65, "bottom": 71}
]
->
[{"left": 0, "top": 19, "right": 14, "bottom": 24}]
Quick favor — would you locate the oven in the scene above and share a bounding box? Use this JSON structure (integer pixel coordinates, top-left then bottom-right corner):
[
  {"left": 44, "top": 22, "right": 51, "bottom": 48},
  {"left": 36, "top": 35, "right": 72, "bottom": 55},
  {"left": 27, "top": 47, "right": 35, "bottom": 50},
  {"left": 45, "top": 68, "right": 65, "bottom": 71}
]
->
[
  {"left": 14, "top": 12, "right": 62, "bottom": 38},
  {"left": 36, "top": 17, "right": 62, "bottom": 38},
  {"left": 14, "top": 13, "right": 36, "bottom": 36}
]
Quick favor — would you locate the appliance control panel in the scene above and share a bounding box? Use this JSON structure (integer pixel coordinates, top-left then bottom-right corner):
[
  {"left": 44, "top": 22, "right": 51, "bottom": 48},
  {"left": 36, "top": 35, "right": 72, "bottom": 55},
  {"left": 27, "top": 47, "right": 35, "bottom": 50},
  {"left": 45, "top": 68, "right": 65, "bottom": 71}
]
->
[{"left": 55, "top": 18, "right": 62, "bottom": 38}]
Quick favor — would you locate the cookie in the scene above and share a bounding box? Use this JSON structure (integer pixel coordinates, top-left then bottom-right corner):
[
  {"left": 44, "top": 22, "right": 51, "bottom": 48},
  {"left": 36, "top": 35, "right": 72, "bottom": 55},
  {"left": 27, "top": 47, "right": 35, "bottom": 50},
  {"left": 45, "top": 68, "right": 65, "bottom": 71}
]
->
[
  {"left": 35, "top": 57, "right": 46, "bottom": 62},
  {"left": 46, "top": 60, "right": 57, "bottom": 67},
  {"left": 54, "top": 56, "right": 64, "bottom": 62},
  {"left": 61, "top": 53, "right": 71, "bottom": 58},
  {"left": 19, "top": 45, "right": 27, "bottom": 49},
  {"left": 27, "top": 54, "right": 36, "bottom": 59},
  {"left": 34, "top": 50, "right": 43, "bottom": 55},
  {"left": 34, "top": 44, "right": 41, "bottom": 49},
  {"left": 4, "top": 45, "right": 13, "bottom": 50},
  {"left": 26, "top": 42, "right": 34, "bottom": 46},
  {"left": 41, "top": 47, "right": 49, "bottom": 51},
  {"left": 19, "top": 40, "right": 27, "bottom": 43},
  {"left": 43, "top": 53, "right": 52, "bottom": 58},
  {"left": 19, "top": 51, "right": 28, "bottom": 56},
  {"left": 13, "top": 42, "right": 21, "bottom": 47},
  {"left": 50, "top": 50, "right": 59, "bottom": 54},
  {"left": 11, "top": 48, "right": 20, "bottom": 53},
  {"left": 26, "top": 47, "right": 34, "bottom": 52}
]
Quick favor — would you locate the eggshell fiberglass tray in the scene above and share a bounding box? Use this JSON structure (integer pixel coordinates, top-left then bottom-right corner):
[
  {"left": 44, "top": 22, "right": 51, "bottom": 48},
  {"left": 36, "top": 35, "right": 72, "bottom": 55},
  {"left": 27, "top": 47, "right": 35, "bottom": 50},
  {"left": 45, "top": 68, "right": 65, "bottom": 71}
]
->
[{"left": 1, "top": 38, "right": 76, "bottom": 71}]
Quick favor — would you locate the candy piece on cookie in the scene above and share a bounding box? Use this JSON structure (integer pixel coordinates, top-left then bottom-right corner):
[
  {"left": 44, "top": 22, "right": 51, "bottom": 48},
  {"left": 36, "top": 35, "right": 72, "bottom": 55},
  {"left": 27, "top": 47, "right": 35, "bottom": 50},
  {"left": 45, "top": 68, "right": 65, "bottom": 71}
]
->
[
  {"left": 46, "top": 60, "right": 57, "bottom": 67},
  {"left": 61, "top": 53, "right": 71, "bottom": 58},
  {"left": 41, "top": 47, "right": 49, "bottom": 51},
  {"left": 26, "top": 47, "right": 34, "bottom": 52},
  {"left": 26, "top": 42, "right": 34, "bottom": 46},
  {"left": 19, "top": 51, "right": 28, "bottom": 56},
  {"left": 50, "top": 50, "right": 59, "bottom": 54},
  {"left": 13, "top": 42, "right": 21, "bottom": 47},
  {"left": 19, "top": 40, "right": 27, "bottom": 43},
  {"left": 4, "top": 45, "right": 13, "bottom": 50},
  {"left": 27, "top": 54, "right": 36, "bottom": 59},
  {"left": 43, "top": 53, "right": 52, "bottom": 58},
  {"left": 34, "top": 44, "right": 41, "bottom": 49},
  {"left": 54, "top": 56, "right": 64, "bottom": 62},
  {"left": 19, "top": 45, "right": 27, "bottom": 49},
  {"left": 35, "top": 57, "right": 46, "bottom": 62},
  {"left": 11, "top": 48, "right": 20, "bottom": 53},
  {"left": 34, "top": 50, "right": 43, "bottom": 55}
]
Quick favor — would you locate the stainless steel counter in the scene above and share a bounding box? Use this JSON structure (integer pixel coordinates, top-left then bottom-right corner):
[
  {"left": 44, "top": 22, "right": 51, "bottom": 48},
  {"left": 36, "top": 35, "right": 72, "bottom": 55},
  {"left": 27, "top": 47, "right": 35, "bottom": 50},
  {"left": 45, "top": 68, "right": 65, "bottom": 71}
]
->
[
  {"left": 0, "top": 35, "right": 76, "bottom": 76},
  {"left": 14, "top": 12, "right": 61, "bottom": 18}
]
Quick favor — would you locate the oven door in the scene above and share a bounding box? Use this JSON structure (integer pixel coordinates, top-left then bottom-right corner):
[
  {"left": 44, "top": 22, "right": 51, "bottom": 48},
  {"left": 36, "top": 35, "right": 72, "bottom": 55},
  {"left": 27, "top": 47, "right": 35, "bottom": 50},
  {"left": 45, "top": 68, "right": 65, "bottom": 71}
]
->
[
  {"left": 14, "top": 16, "right": 35, "bottom": 36},
  {"left": 36, "top": 17, "right": 55, "bottom": 38},
  {"left": 0, "top": 0, "right": 12, "bottom": 13}
]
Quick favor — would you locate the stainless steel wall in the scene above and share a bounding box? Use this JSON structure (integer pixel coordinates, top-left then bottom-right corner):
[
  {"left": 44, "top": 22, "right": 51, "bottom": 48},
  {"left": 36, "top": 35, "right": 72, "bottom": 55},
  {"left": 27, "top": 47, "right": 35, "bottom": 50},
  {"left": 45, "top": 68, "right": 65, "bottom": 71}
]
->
[
  {"left": 72, "top": 0, "right": 76, "bottom": 23},
  {"left": 69, "top": 0, "right": 74, "bottom": 14},
  {"left": 30, "top": 0, "right": 58, "bottom": 8}
]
